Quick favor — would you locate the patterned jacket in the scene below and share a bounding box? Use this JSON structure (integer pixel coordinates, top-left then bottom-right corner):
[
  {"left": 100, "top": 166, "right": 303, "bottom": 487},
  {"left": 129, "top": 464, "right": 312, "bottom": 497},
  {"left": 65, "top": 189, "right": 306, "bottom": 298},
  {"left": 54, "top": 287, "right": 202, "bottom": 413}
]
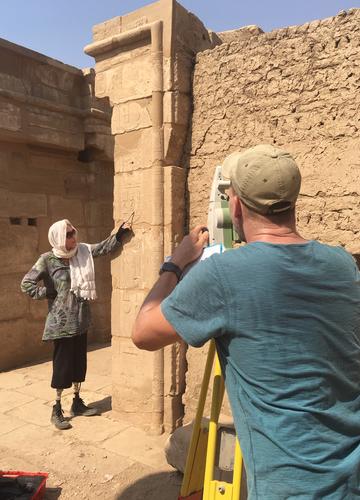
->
[{"left": 21, "top": 234, "right": 120, "bottom": 341}]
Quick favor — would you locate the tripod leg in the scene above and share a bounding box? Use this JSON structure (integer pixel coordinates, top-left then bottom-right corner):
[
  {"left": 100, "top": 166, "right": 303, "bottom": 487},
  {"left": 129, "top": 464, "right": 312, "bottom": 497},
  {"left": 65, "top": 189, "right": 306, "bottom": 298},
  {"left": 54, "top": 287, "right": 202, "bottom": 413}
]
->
[
  {"left": 203, "top": 351, "right": 224, "bottom": 499},
  {"left": 180, "top": 340, "right": 216, "bottom": 497}
]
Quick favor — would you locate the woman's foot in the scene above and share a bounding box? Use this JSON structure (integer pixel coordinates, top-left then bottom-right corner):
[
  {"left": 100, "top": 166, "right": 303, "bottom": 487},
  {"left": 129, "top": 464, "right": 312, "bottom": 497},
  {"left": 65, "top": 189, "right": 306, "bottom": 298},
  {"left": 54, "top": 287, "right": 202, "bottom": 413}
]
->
[
  {"left": 51, "top": 403, "right": 72, "bottom": 430},
  {"left": 70, "top": 394, "right": 98, "bottom": 417}
]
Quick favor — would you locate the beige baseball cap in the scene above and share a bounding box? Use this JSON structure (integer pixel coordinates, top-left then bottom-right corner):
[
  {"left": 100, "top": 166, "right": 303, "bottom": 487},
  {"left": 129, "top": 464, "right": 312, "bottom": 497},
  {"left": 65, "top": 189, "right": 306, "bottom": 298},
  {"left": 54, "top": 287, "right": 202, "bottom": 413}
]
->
[{"left": 222, "top": 144, "right": 301, "bottom": 215}]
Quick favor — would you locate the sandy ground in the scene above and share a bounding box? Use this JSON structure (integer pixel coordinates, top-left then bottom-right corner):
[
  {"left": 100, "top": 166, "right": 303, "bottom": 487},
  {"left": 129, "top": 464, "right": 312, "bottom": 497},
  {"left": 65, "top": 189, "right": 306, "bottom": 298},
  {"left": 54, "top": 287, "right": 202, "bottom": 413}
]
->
[{"left": 0, "top": 344, "right": 183, "bottom": 499}]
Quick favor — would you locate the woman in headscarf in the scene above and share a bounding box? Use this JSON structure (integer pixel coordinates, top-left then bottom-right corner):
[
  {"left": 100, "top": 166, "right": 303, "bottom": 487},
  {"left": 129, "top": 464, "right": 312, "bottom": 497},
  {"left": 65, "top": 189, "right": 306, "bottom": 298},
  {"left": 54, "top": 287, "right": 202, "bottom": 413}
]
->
[{"left": 21, "top": 218, "right": 132, "bottom": 430}]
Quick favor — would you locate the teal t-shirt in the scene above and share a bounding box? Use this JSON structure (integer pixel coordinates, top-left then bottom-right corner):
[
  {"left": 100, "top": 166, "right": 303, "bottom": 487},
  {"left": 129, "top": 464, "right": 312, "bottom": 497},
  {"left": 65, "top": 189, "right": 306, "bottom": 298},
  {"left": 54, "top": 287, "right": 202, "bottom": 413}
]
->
[{"left": 162, "top": 241, "right": 360, "bottom": 499}]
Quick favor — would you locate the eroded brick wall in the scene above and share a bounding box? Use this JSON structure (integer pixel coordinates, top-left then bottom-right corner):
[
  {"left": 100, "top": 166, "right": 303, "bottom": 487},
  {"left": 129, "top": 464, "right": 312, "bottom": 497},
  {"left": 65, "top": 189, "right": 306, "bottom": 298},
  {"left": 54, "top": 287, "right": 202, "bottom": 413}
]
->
[{"left": 184, "top": 8, "right": 360, "bottom": 420}]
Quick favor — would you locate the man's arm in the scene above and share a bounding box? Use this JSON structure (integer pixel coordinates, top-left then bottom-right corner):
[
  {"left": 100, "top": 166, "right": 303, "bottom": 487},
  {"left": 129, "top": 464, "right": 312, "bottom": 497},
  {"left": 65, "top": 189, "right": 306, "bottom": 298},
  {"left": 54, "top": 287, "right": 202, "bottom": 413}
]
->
[{"left": 132, "top": 225, "right": 209, "bottom": 351}]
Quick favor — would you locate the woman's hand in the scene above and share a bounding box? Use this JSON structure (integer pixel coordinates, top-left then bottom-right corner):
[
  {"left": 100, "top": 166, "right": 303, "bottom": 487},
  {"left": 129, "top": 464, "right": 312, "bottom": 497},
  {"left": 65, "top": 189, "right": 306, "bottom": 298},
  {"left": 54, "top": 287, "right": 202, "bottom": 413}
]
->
[{"left": 116, "top": 222, "right": 133, "bottom": 242}]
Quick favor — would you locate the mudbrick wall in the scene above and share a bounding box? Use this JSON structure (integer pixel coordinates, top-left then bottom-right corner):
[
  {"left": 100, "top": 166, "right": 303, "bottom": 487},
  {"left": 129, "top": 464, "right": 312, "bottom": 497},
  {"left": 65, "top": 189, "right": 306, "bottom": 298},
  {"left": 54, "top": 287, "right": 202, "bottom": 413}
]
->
[{"left": 184, "top": 8, "right": 360, "bottom": 420}]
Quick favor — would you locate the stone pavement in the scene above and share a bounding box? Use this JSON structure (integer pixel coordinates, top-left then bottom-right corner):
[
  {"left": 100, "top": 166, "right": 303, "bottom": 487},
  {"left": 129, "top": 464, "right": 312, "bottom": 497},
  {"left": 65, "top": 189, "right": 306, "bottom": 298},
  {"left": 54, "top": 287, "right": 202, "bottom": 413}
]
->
[{"left": 0, "top": 344, "right": 182, "bottom": 499}]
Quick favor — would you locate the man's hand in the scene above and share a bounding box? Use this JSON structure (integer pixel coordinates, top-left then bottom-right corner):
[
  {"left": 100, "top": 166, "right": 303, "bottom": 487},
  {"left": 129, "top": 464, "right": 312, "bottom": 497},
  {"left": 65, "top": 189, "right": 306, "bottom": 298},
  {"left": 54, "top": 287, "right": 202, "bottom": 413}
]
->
[
  {"left": 170, "top": 225, "right": 209, "bottom": 270},
  {"left": 132, "top": 225, "right": 209, "bottom": 351}
]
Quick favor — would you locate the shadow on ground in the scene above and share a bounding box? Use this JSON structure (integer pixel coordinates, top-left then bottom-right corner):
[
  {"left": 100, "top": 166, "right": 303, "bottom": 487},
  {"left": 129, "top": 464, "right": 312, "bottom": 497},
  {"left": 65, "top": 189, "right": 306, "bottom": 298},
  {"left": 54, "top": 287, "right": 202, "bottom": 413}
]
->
[
  {"left": 116, "top": 470, "right": 182, "bottom": 500},
  {"left": 44, "top": 487, "right": 62, "bottom": 499},
  {"left": 87, "top": 342, "right": 111, "bottom": 353},
  {"left": 90, "top": 395, "right": 112, "bottom": 414}
]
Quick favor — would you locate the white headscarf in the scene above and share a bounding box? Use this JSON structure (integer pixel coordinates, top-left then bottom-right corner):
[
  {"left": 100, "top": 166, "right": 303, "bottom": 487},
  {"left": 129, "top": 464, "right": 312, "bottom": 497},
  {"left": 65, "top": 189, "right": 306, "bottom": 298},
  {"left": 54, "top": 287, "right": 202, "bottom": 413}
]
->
[
  {"left": 48, "top": 219, "right": 97, "bottom": 301},
  {"left": 48, "top": 219, "right": 78, "bottom": 259}
]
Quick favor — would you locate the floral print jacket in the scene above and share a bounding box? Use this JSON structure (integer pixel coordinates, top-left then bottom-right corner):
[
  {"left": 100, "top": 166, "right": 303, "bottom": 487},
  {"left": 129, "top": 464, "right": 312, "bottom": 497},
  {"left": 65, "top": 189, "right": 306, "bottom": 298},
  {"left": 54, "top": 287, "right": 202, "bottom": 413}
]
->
[{"left": 21, "top": 234, "right": 120, "bottom": 341}]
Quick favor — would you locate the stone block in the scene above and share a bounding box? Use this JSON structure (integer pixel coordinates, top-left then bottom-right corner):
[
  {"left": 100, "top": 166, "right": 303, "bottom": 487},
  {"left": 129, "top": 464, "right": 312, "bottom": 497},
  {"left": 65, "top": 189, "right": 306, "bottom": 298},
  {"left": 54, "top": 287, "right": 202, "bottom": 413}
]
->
[
  {"left": 0, "top": 389, "right": 34, "bottom": 413},
  {"left": 163, "top": 91, "right": 191, "bottom": 126},
  {"left": 85, "top": 200, "right": 113, "bottom": 227},
  {"left": 26, "top": 106, "right": 84, "bottom": 151},
  {"left": 102, "top": 54, "right": 153, "bottom": 103},
  {"left": 86, "top": 161, "right": 114, "bottom": 200},
  {"left": 163, "top": 342, "right": 186, "bottom": 432},
  {"left": 86, "top": 229, "right": 113, "bottom": 257},
  {"left": 163, "top": 122, "right": 188, "bottom": 166},
  {"left": 111, "top": 288, "right": 147, "bottom": 338},
  {"left": 165, "top": 418, "right": 238, "bottom": 481},
  {"left": 111, "top": 337, "right": 153, "bottom": 409},
  {"left": 2, "top": 191, "right": 47, "bottom": 218},
  {"left": 0, "top": 317, "right": 50, "bottom": 371},
  {"left": 170, "top": 51, "right": 194, "bottom": 94},
  {"left": 36, "top": 215, "right": 56, "bottom": 254},
  {"left": 0, "top": 99, "right": 22, "bottom": 132},
  {"left": 14, "top": 380, "right": 55, "bottom": 403},
  {"left": 63, "top": 172, "right": 92, "bottom": 199},
  {"left": 7, "top": 399, "right": 53, "bottom": 427},
  {"left": 0, "top": 413, "right": 25, "bottom": 436},
  {"left": 29, "top": 299, "right": 49, "bottom": 322},
  {"left": 0, "top": 222, "right": 39, "bottom": 274},
  {"left": 112, "top": 98, "right": 152, "bottom": 135},
  {"left": 102, "top": 425, "right": 169, "bottom": 468},
  {"left": 0, "top": 150, "right": 9, "bottom": 189},
  {"left": 0, "top": 422, "right": 72, "bottom": 456},
  {"left": 0, "top": 273, "right": 29, "bottom": 321},
  {"left": 114, "top": 128, "right": 153, "bottom": 173},
  {"left": 92, "top": 275, "right": 112, "bottom": 301},
  {"left": 112, "top": 335, "right": 151, "bottom": 374},
  {"left": 0, "top": 370, "right": 29, "bottom": 390},
  {"left": 27, "top": 107, "right": 81, "bottom": 135},
  {"left": 91, "top": 301, "right": 111, "bottom": 337},
  {"left": 164, "top": 165, "right": 186, "bottom": 256},
  {"left": 164, "top": 421, "right": 194, "bottom": 472},
  {"left": 0, "top": 72, "right": 29, "bottom": 94},
  {"left": 48, "top": 196, "right": 85, "bottom": 227},
  {"left": 0, "top": 187, "right": 9, "bottom": 216},
  {"left": 92, "top": 16, "right": 122, "bottom": 43},
  {"left": 67, "top": 412, "right": 131, "bottom": 444},
  {"left": 175, "top": 2, "right": 214, "bottom": 54},
  {"left": 111, "top": 226, "right": 163, "bottom": 291},
  {"left": 113, "top": 169, "right": 157, "bottom": 225},
  {"left": 9, "top": 151, "right": 75, "bottom": 196},
  {"left": 94, "top": 71, "right": 108, "bottom": 99}
]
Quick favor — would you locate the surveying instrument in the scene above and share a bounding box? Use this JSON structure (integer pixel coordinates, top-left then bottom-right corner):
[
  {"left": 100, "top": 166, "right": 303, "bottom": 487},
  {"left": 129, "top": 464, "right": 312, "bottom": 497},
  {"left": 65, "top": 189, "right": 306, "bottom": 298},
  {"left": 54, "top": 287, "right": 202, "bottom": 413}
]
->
[{"left": 179, "top": 167, "right": 245, "bottom": 500}]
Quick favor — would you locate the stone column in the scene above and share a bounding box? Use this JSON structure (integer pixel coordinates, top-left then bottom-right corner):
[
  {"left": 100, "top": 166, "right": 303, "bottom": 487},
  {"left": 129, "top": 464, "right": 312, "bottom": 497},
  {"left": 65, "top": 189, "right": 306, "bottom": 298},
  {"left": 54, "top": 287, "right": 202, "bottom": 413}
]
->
[{"left": 85, "top": 0, "right": 217, "bottom": 433}]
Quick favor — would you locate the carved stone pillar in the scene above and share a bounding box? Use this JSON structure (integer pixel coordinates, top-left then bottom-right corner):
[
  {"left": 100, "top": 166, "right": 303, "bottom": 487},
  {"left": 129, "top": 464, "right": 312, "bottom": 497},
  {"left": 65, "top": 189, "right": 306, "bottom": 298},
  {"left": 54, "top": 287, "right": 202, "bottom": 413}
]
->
[{"left": 85, "top": 0, "right": 216, "bottom": 433}]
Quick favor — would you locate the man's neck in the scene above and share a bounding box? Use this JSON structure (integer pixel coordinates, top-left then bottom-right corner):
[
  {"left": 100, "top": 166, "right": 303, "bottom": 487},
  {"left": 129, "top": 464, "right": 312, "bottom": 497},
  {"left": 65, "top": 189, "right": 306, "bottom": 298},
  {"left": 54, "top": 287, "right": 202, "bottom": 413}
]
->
[
  {"left": 244, "top": 220, "right": 308, "bottom": 245},
  {"left": 246, "top": 231, "right": 308, "bottom": 244}
]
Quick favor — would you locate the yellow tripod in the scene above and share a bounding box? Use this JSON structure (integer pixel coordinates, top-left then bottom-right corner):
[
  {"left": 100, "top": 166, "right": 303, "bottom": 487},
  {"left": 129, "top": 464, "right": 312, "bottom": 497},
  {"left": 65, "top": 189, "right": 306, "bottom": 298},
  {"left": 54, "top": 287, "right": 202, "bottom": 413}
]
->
[{"left": 179, "top": 340, "right": 244, "bottom": 500}]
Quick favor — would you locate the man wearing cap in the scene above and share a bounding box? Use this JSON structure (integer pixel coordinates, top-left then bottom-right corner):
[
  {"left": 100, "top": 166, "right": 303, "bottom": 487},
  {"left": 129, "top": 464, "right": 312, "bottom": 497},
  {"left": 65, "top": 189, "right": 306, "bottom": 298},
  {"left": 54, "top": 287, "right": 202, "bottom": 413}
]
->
[{"left": 132, "top": 144, "right": 360, "bottom": 499}]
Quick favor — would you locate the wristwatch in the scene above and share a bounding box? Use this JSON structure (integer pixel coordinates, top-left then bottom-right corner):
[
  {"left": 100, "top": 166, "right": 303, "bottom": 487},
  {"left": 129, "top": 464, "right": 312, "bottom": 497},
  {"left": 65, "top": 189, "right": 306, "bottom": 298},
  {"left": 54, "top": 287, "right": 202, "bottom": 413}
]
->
[{"left": 159, "top": 261, "right": 182, "bottom": 282}]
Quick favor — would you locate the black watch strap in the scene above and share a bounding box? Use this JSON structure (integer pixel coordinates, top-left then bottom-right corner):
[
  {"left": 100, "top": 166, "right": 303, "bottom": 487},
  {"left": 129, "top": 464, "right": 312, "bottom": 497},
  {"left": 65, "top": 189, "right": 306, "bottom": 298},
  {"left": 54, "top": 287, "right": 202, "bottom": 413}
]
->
[{"left": 159, "top": 262, "right": 182, "bottom": 282}]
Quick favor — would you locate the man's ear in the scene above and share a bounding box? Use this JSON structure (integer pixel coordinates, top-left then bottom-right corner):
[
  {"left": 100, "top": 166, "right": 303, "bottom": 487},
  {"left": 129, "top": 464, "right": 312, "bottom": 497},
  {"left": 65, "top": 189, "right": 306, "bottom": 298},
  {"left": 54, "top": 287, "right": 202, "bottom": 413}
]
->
[{"left": 233, "top": 195, "right": 243, "bottom": 219}]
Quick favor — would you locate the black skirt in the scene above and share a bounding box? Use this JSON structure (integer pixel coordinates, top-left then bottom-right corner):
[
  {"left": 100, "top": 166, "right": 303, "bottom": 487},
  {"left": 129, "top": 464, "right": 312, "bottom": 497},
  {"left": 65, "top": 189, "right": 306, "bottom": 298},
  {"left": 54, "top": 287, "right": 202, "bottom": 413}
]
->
[{"left": 51, "top": 333, "right": 87, "bottom": 389}]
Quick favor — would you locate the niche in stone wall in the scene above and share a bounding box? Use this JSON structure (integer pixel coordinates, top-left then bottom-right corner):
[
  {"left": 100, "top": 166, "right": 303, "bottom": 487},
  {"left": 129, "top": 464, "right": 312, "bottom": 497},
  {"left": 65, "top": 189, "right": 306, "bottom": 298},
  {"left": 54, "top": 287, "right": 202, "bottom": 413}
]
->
[{"left": 9, "top": 217, "right": 37, "bottom": 226}]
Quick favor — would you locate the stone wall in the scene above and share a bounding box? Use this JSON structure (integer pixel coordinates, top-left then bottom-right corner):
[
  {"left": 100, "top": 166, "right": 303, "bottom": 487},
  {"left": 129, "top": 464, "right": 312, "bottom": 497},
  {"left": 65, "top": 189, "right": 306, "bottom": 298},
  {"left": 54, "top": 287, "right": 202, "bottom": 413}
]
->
[
  {"left": 184, "top": 8, "right": 360, "bottom": 420},
  {"left": 0, "top": 39, "right": 114, "bottom": 370}
]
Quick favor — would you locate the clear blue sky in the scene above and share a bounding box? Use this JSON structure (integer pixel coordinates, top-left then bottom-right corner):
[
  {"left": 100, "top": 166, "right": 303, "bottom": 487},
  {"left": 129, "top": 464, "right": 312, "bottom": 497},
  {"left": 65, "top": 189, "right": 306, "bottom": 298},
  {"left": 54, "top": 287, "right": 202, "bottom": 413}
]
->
[{"left": 1, "top": 0, "right": 359, "bottom": 68}]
